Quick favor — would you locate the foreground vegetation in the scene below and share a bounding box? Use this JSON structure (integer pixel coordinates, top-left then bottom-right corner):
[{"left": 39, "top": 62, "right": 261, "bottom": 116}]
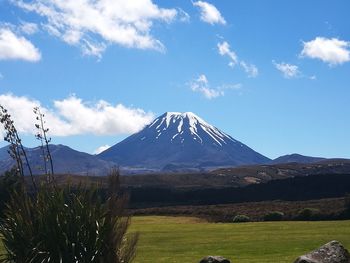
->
[{"left": 130, "top": 216, "right": 350, "bottom": 263}]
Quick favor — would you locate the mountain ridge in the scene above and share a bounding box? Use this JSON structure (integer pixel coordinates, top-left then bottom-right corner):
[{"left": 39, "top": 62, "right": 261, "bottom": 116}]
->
[
  {"left": 0, "top": 144, "right": 115, "bottom": 176},
  {"left": 0, "top": 112, "right": 344, "bottom": 175},
  {"left": 270, "top": 153, "right": 325, "bottom": 164}
]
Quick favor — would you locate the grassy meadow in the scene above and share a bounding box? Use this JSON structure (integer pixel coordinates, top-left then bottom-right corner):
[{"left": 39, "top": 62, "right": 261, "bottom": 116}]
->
[{"left": 130, "top": 216, "right": 350, "bottom": 263}]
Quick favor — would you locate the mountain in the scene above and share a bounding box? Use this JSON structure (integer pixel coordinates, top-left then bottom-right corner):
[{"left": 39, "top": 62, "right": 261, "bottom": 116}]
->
[
  {"left": 98, "top": 112, "right": 270, "bottom": 171},
  {"left": 0, "top": 144, "right": 116, "bottom": 176},
  {"left": 271, "top": 153, "right": 326, "bottom": 164},
  {"left": 0, "top": 145, "right": 14, "bottom": 174}
]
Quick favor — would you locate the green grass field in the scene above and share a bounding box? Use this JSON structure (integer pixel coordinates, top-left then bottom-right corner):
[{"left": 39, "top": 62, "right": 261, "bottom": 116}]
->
[{"left": 130, "top": 216, "right": 350, "bottom": 263}]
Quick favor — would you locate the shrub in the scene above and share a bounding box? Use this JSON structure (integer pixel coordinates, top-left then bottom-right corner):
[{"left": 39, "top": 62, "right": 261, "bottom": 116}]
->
[
  {"left": 0, "top": 169, "right": 138, "bottom": 263},
  {"left": 263, "top": 211, "right": 284, "bottom": 221},
  {"left": 0, "top": 169, "right": 22, "bottom": 217},
  {"left": 296, "top": 208, "right": 321, "bottom": 221},
  {"left": 233, "top": 214, "right": 250, "bottom": 223}
]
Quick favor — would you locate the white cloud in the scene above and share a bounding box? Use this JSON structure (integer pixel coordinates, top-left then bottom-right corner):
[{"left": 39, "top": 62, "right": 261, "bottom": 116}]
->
[
  {"left": 193, "top": 1, "right": 226, "bottom": 25},
  {"left": 309, "top": 75, "right": 317, "bottom": 80},
  {"left": 218, "top": 41, "right": 238, "bottom": 66},
  {"left": 177, "top": 8, "right": 190, "bottom": 23},
  {"left": 20, "top": 22, "right": 39, "bottom": 35},
  {"left": 217, "top": 41, "right": 258, "bottom": 78},
  {"left": 0, "top": 27, "right": 41, "bottom": 61},
  {"left": 273, "top": 61, "right": 300, "bottom": 78},
  {"left": 81, "top": 41, "right": 106, "bottom": 59},
  {"left": 0, "top": 73, "right": 3, "bottom": 79},
  {"left": 240, "top": 61, "right": 258, "bottom": 78},
  {"left": 190, "top": 74, "right": 240, "bottom": 99},
  {"left": 0, "top": 93, "right": 154, "bottom": 136},
  {"left": 301, "top": 37, "right": 350, "bottom": 65},
  {"left": 191, "top": 74, "right": 223, "bottom": 99},
  {"left": 93, "top": 144, "right": 111, "bottom": 154},
  {"left": 14, "top": 0, "right": 179, "bottom": 57}
]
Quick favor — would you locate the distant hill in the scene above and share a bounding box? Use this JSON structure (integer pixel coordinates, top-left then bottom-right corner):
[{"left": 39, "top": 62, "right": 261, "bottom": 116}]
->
[
  {"left": 0, "top": 145, "right": 14, "bottom": 174},
  {"left": 98, "top": 112, "right": 270, "bottom": 170},
  {"left": 46, "top": 158, "right": 350, "bottom": 189},
  {"left": 209, "top": 159, "right": 350, "bottom": 187},
  {"left": 270, "top": 153, "right": 325, "bottom": 164},
  {"left": 0, "top": 144, "right": 116, "bottom": 176}
]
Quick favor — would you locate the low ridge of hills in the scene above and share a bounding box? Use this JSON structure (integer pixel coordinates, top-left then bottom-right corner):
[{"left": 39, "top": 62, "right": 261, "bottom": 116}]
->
[
  {"left": 270, "top": 153, "right": 325, "bottom": 164},
  {"left": 2, "top": 142, "right": 348, "bottom": 184},
  {"left": 0, "top": 112, "right": 349, "bottom": 179},
  {"left": 0, "top": 144, "right": 115, "bottom": 176},
  {"left": 25, "top": 158, "right": 350, "bottom": 190}
]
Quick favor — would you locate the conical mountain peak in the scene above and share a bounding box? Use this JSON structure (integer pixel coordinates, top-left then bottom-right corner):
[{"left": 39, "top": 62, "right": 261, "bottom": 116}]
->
[{"left": 98, "top": 112, "right": 270, "bottom": 170}]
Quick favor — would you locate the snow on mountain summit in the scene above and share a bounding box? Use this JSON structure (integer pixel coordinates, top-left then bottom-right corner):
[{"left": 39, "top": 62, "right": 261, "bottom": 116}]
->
[
  {"left": 98, "top": 112, "right": 270, "bottom": 170},
  {"left": 146, "top": 111, "right": 236, "bottom": 147}
]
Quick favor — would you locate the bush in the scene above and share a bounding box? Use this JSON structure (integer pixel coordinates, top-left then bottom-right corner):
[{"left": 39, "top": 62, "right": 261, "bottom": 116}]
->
[
  {"left": 0, "top": 169, "right": 138, "bottom": 263},
  {"left": 233, "top": 214, "right": 250, "bottom": 223},
  {"left": 296, "top": 208, "right": 321, "bottom": 221},
  {"left": 0, "top": 169, "right": 22, "bottom": 217},
  {"left": 263, "top": 211, "right": 284, "bottom": 221}
]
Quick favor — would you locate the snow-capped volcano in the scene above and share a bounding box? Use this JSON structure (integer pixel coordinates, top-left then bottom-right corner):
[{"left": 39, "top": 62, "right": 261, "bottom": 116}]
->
[
  {"left": 148, "top": 112, "right": 235, "bottom": 146},
  {"left": 98, "top": 112, "right": 270, "bottom": 171}
]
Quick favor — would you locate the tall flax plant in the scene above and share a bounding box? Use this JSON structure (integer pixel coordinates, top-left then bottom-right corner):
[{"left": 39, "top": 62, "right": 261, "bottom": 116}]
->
[
  {"left": 0, "top": 169, "right": 138, "bottom": 263},
  {"left": 33, "top": 107, "right": 54, "bottom": 178},
  {"left": 0, "top": 105, "right": 37, "bottom": 190},
  {"left": 0, "top": 105, "right": 138, "bottom": 262}
]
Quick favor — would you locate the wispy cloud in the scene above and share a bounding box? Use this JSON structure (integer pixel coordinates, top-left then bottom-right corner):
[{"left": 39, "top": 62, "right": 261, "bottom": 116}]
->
[
  {"left": 273, "top": 61, "right": 300, "bottom": 79},
  {"left": 0, "top": 27, "right": 41, "bottom": 61},
  {"left": 240, "top": 61, "right": 258, "bottom": 78},
  {"left": 190, "top": 74, "right": 223, "bottom": 99},
  {"left": 177, "top": 8, "right": 191, "bottom": 23},
  {"left": 218, "top": 41, "right": 238, "bottom": 66},
  {"left": 0, "top": 93, "right": 154, "bottom": 136},
  {"left": 217, "top": 41, "right": 258, "bottom": 78},
  {"left": 93, "top": 144, "right": 111, "bottom": 154},
  {"left": 301, "top": 37, "right": 350, "bottom": 66},
  {"left": 19, "top": 22, "right": 39, "bottom": 35},
  {"left": 190, "top": 74, "right": 241, "bottom": 99},
  {"left": 193, "top": 1, "right": 226, "bottom": 25},
  {"left": 309, "top": 75, "right": 317, "bottom": 80},
  {"left": 13, "top": 0, "right": 180, "bottom": 58}
]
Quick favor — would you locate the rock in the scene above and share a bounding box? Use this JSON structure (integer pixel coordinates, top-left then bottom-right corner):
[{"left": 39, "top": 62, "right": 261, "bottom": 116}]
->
[
  {"left": 199, "top": 256, "right": 231, "bottom": 263},
  {"left": 294, "top": 240, "right": 350, "bottom": 263}
]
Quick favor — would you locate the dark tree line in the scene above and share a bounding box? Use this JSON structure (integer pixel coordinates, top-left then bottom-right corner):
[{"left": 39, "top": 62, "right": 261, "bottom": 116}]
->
[{"left": 127, "top": 173, "right": 350, "bottom": 207}]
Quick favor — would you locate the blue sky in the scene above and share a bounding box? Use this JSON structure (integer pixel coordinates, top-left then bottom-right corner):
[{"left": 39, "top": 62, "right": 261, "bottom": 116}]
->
[{"left": 0, "top": 0, "right": 349, "bottom": 159}]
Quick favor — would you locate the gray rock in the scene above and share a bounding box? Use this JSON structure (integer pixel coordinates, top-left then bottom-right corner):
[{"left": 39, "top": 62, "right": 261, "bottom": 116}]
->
[
  {"left": 294, "top": 240, "right": 350, "bottom": 263},
  {"left": 199, "top": 256, "right": 231, "bottom": 263}
]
